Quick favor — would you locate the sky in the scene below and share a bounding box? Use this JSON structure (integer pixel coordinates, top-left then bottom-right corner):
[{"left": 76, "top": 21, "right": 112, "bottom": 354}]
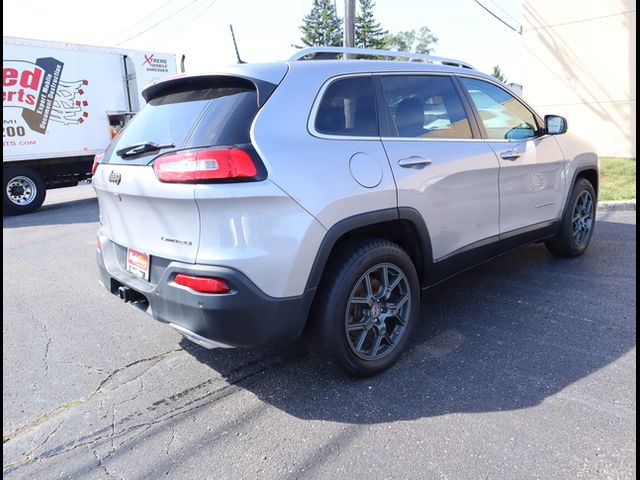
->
[{"left": 2, "top": 0, "right": 524, "bottom": 82}]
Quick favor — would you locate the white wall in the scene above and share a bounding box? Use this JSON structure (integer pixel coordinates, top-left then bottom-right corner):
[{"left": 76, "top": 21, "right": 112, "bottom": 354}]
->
[{"left": 522, "top": 0, "right": 636, "bottom": 157}]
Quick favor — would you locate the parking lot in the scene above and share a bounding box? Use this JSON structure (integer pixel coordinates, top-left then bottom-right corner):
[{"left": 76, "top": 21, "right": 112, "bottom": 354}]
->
[{"left": 3, "top": 184, "right": 636, "bottom": 479}]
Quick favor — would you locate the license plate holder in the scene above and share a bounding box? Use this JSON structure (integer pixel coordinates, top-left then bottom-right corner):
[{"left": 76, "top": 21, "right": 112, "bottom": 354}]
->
[{"left": 126, "top": 248, "right": 150, "bottom": 281}]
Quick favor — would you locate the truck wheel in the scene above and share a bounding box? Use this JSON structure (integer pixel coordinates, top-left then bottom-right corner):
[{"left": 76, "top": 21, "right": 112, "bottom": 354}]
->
[
  {"left": 545, "top": 178, "right": 596, "bottom": 257},
  {"left": 306, "top": 239, "right": 420, "bottom": 376},
  {"left": 3, "top": 168, "right": 47, "bottom": 215}
]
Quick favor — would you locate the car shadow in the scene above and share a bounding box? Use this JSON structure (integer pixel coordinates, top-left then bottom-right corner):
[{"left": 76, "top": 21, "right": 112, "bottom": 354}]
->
[
  {"left": 180, "top": 219, "right": 636, "bottom": 424},
  {"left": 2, "top": 197, "right": 98, "bottom": 228}
]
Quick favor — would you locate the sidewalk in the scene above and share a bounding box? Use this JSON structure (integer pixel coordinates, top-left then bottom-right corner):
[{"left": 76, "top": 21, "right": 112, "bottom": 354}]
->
[{"left": 598, "top": 200, "right": 636, "bottom": 212}]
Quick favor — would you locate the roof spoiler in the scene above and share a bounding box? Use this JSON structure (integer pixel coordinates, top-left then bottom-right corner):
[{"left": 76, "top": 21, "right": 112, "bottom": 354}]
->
[{"left": 142, "top": 73, "right": 279, "bottom": 107}]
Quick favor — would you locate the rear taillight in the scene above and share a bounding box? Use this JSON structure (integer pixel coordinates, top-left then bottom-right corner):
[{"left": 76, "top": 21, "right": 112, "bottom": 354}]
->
[
  {"left": 153, "top": 148, "right": 258, "bottom": 183},
  {"left": 174, "top": 274, "right": 231, "bottom": 294},
  {"left": 92, "top": 152, "right": 104, "bottom": 175}
]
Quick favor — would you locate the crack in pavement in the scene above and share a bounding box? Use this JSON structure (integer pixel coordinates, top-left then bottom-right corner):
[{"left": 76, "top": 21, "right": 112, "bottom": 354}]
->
[
  {"left": 3, "top": 348, "right": 183, "bottom": 445},
  {"left": 42, "top": 323, "right": 51, "bottom": 381},
  {"left": 165, "top": 423, "right": 175, "bottom": 457},
  {"left": 25, "top": 423, "right": 61, "bottom": 463},
  {"left": 3, "top": 423, "right": 62, "bottom": 474},
  {"left": 97, "top": 348, "right": 184, "bottom": 392},
  {"left": 91, "top": 447, "right": 123, "bottom": 480},
  {"left": 3, "top": 349, "right": 305, "bottom": 476},
  {"left": 165, "top": 423, "right": 176, "bottom": 477},
  {"left": 53, "top": 361, "right": 110, "bottom": 375},
  {"left": 110, "top": 407, "right": 116, "bottom": 453}
]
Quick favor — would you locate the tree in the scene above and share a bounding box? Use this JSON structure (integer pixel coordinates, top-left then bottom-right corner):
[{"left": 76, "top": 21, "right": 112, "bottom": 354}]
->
[
  {"left": 355, "top": 0, "right": 388, "bottom": 49},
  {"left": 299, "top": 0, "right": 343, "bottom": 47},
  {"left": 384, "top": 26, "right": 438, "bottom": 54},
  {"left": 492, "top": 65, "right": 507, "bottom": 83}
]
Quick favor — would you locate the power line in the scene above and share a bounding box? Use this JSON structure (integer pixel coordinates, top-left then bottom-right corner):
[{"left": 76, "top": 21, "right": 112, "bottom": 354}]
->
[
  {"left": 151, "top": 0, "right": 221, "bottom": 46},
  {"left": 116, "top": 0, "right": 204, "bottom": 46},
  {"left": 523, "top": 10, "right": 635, "bottom": 32},
  {"left": 473, "top": 0, "right": 522, "bottom": 35},
  {"left": 486, "top": 0, "right": 520, "bottom": 25},
  {"left": 106, "top": 0, "right": 175, "bottom": 43}
]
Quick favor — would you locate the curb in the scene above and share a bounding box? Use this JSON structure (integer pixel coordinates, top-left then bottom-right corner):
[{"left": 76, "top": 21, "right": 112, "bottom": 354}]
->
[{"left": 597, "top": 200, "right": 636, "bottom": 212}]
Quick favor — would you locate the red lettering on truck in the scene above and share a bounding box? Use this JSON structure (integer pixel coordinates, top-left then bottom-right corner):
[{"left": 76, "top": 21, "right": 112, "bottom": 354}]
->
[
  {"left": 3, "top": 66, "right": 42, "bottom": 89},
  {"left": 3, "top": 64, "right": 44, "bottom": 109}
]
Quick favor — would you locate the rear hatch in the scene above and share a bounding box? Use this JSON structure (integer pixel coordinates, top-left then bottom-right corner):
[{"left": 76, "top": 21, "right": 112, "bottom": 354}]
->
[{"left": 93, "top": 70, "right": 284, "bottom": 264}]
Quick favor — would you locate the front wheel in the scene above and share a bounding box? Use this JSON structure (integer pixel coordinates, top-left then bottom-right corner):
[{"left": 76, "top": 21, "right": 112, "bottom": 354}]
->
[
  {"left": 545, "top": 178, "right": 596, "bottom": 257},
  {"left": 306, "top": 239, "right": 420, "bottom": 376},
  {"left": 3, "top": 167, "right": 47, "bottom": 215}
]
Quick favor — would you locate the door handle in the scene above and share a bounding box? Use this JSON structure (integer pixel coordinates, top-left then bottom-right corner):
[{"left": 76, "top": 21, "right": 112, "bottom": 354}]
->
[
  {"left": 398, "top": 156, "right": 432, "bottom": 168},
  {"left": 500, "top": 150, "right": 521, "bottom": 160}
]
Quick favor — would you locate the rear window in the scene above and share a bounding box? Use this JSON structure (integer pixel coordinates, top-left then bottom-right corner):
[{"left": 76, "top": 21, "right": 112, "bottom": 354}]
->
[
  {"left": 104, "top": 86, "right": 258, "bottom": 164},
  {"left": 381, "top": 75, "right": 472, "bottom": 139},
  {"left": 314, "top": 76, "right": 378, "bottom": 137}
]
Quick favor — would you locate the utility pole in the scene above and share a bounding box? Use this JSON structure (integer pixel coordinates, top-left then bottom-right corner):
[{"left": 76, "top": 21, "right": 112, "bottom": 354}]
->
[{"left": 344, "top": 0, "right": 356, "bottom": 56}]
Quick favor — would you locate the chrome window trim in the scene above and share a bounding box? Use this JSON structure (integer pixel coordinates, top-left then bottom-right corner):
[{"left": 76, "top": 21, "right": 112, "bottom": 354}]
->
[
  {"left": 380, "top": 136, "right": 486, "bottom": 143},
  {"left": 307, "top": 70, "right": 548, "bottom": 143},
  {"left": 307, "top": 73, "right": 380, "bottom": 142}
]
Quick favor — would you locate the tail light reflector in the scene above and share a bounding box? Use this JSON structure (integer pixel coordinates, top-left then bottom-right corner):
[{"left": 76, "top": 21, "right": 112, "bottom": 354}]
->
[
  {"left": 174, "top": 274, "right": 231, "bottom": 294},
  {"left": 153, "top": 148, "right": 257, "bottom": 183},
  {"left": 92, "top": 152, "right": 104, "bottom": 175}
]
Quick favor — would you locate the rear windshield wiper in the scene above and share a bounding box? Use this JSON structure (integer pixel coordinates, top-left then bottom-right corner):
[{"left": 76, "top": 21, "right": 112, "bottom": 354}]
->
[{"left": 116, "top": 141, "right": 175, "bottom": 159}]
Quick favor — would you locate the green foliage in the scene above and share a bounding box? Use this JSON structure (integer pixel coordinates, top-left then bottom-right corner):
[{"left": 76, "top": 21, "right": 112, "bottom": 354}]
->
[
  {"left": 599, "top": 157, "right": 636, "bottom": 201},
  {"left": 299, "top": 0, "right": 343, "bottom": 47},
  {"left": 384, "top": 26, "right": 438, "bottom": 54},
  {"left": 355, "top": 0, "right": 388, "bottom": 49},
  {"left": 492, "top": 65, "right": 507, "bottom": 83},
  {"left": 297, "top": 1, "right": 438, "bottom": 60}
]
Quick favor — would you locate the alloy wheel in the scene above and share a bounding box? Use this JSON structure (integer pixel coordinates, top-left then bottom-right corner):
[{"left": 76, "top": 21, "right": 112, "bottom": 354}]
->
[{"left": 344, "top": 263, "right": 412, "bottom": 360}]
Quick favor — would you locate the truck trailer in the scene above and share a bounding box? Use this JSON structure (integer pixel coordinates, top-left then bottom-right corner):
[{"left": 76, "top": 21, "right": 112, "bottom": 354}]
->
[{"left": 3, "top": 36, "right": 178, "bottom": 214}]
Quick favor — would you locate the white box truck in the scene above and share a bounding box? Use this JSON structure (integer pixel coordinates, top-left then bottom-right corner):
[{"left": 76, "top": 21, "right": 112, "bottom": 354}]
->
[{"left": 3, "top": 36, "right": 178, "bottom": 214}]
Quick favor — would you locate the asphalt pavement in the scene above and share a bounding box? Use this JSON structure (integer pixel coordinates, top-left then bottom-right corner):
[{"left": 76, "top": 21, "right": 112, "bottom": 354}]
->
[{"left": 3, "top": 184, "right": 636, "bottom": 479}]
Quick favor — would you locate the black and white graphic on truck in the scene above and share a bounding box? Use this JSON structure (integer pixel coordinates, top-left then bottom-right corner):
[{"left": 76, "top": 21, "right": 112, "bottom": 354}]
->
[{"left": 3, "top": 57, "right": 89, "bottom": 134}]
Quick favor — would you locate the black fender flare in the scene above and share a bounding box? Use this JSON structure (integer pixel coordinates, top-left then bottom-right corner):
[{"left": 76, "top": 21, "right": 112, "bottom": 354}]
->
[
  {"left": 560, "top": 164, "right": 599, "bottom": 219},
  {"left": 303, "top": 207, "right": 434, "bottom": 293}
]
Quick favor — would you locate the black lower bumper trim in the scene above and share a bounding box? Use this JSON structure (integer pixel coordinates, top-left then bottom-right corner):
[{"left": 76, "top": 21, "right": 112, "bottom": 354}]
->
[{"left": 97, "top": 239, "right": 314, "bottom": 348}]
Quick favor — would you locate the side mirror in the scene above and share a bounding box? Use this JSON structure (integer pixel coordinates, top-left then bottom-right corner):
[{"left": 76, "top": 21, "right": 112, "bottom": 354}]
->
[{"left": 545, "top": 115, "right": 567, "bottom": 135}]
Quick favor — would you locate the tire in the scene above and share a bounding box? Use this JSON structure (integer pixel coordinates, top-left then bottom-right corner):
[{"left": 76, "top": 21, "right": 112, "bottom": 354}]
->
[
  {"left": 306, "top": 239, "right": 420, "bottom": 376},
  {"left": 3, "top": 167, "right": 47, "bottom": 215},
  {"left": 545, "top": 177, "right": 597, "bottom": 257}
]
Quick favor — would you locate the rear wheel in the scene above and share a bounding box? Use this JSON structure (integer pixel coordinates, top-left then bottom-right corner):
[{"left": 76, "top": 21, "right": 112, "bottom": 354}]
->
[
  {"left": 3, "top": 167, "right": 47, "bottom": 215},
  {"left": 306, "top": 239, "right": 420, "bottom": 376},
  {"left": 545, "top": 178, "right": 596, "bottom": 257}
]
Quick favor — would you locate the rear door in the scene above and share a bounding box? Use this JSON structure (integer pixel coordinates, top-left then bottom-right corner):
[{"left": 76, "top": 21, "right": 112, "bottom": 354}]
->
[
  {"left": 458, "top": 77, "right": 566, "bottom": 234},
  {"left": 378, "top": 74, "right": 501, "bottom": 261},
  {"left": 94, "top": 80, "right": 262, "bottom": 263}
]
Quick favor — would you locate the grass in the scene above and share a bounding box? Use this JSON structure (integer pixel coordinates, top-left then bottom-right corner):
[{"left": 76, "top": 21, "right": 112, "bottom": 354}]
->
[{"left": 599, "top": 157, "right": 636, "bottom": 201}]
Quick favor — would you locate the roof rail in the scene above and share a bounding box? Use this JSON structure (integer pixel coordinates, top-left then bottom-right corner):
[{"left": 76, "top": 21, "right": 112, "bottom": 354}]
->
[{"left": 288, "top": 47, "right": 475, "bottom": 70}]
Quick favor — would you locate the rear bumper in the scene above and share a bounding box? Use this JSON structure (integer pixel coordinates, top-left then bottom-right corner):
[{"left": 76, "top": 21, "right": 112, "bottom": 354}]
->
[{"left": 97, "top": 237, "right": 314, "bottom": 348}]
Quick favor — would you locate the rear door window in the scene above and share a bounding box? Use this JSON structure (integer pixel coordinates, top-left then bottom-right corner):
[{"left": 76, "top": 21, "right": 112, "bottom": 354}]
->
[
  {"left": 314, "top": 76, "right": 378, "bottom": 137},
  {"left": 105, "top": 85, "right": 258, "bottom": 165},
  {"left": 381, "top": 75, "right": 473, "bottom": 139}
]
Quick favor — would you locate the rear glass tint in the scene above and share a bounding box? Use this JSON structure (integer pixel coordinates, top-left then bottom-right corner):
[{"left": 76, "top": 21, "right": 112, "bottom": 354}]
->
[
  {"left": 104, "top": 86, "right": 258, "bottom": 164},
  {"left": 381, "top": 75, "right": 472, "bottom": 139},
  {"left": 314, "top": 76, "right": 378, "bottom": 137}
]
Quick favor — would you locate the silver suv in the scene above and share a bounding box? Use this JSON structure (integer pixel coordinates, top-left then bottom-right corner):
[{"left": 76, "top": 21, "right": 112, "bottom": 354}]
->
[{"left": 94, "top": 47, "right": 599, "bottom": 376}]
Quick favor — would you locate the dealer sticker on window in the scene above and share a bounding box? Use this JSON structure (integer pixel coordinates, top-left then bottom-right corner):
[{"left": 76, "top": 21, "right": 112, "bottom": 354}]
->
[{"left": 126, "top": 248, "right": 150, "bottom": 281}]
